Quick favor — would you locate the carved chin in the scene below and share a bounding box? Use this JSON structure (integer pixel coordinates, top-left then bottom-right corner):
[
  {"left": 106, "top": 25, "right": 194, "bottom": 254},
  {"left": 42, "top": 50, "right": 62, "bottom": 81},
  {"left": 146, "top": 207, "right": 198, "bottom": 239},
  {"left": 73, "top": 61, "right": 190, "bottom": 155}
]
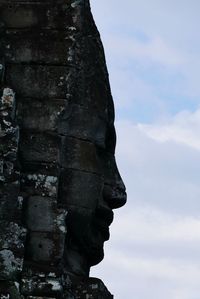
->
[
  {"left": 84, "top": 227, "right": 107, "bottom": 266},
  {"left": 66, "top": 210, "right": 109, "bottom": 266},
  {"left": 73, "top": 224, "right": 107, "bottom": 266}
]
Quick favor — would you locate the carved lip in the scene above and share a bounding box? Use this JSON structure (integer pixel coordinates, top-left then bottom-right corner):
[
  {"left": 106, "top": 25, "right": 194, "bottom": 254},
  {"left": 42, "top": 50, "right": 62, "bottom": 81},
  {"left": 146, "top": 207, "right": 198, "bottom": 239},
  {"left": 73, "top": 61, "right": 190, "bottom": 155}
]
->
[
  {"left": 94, "top": 207, "right": 113, "bottom": 241},
  {"left": 93, "top": 218, "right": 110, "bottom": 241}
]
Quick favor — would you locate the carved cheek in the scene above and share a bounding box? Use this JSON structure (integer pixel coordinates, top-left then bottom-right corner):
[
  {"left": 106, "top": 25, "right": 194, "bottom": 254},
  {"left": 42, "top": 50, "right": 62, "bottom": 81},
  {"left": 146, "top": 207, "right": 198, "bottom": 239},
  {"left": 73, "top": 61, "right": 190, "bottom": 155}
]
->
[{"left": 58, "top": 169, "right": 103, "bottom": 210}]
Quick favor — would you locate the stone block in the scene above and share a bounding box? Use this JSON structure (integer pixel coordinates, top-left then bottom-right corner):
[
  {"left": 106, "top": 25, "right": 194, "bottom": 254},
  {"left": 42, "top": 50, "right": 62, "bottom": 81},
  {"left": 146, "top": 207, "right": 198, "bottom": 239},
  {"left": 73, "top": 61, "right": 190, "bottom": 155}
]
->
[
  {"left": 81, "top": 36, "right": 112, "bottom": 114},
  {"left": 25, "top": 196, "right": 67, "bottom": 233},
  {"left": 58, "top": 103, "right": 106, "bottom": 147},
  {"left": 20, "top": 162, "right": 59, "bottom": 197},
  {"left": 0, "top": 60, "right": 5, "bottom": 84},
  {"left": 6, "top": 65, "right": 71, "bottom": 99},
  {"left": 63, "top": 276, "right": 113, "bottom": 299},
  {"left": 19, "top": 131, "right": 60, "bottom": 164},
  {"left": 1, "top": 29, "right": 73, "bottom": 65},
  {"left": 22, "top": 263, "right": 62, "bottom": 280},
  {"left": 0, "top": 220, "right": 26, "bottom": 280},
  {"left": 0, "top": 136, "right": 18, "bottom": 165},
  {"left": 17, "top": 98, "right": 65, "bottom": 132},
  {"left": 0, "top": 181, "right": 20, "bottom": 207},
  {"left": 25, "top": 196, "right": 56, "bottom": 232},
  {"left": 21, "top": 173, "right": 58, "bottom": 198},
  {"left": 59, "top": 137, "right": 100, "bottom": 174},
  {"left": 0, "top": 221, "right": 26, "bottom": 252},
  {"left": 0, "top": 281, "right": 21, "bottom": 299},
  {"left": 0, "top": 2, "right": 73, "bottom": 30},
  {"left": 58, "top": 169, "right": 103, "bottom": 210},
  {"left": 21, "top": 276, "right": 63, "bottom": 297},
  {"left": 0, "top": 195, "right": 22, "bottom": 222},
  {"left": 26, "top": 231, "right": 65, "bottom": 264},
  {"left": 21, "top": 161, "right": 59, "bottom": 177},
  {"left": 17, "top": 100, "right": 107, "bottom": 148},
  {"left": 0, "top": 249, "right": 23, "bottom": 280}
]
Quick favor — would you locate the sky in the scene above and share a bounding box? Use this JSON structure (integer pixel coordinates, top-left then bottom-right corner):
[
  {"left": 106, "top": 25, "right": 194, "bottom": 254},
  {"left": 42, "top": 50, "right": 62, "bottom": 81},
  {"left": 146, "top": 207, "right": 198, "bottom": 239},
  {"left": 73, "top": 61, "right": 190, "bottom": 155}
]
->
[{"left": 90, "top": 1, "right": 200, "bottom": 298}]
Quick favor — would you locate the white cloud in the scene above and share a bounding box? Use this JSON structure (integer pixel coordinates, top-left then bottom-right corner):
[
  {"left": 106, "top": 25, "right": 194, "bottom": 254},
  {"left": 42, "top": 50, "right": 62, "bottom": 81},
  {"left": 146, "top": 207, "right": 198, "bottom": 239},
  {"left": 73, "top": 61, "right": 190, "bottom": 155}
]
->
[
  {"left": 104, "top": 34, "right": 183, "bottom": 68},
  {"left": 139, "top": 108, "right": 200, "bottom": 150}
]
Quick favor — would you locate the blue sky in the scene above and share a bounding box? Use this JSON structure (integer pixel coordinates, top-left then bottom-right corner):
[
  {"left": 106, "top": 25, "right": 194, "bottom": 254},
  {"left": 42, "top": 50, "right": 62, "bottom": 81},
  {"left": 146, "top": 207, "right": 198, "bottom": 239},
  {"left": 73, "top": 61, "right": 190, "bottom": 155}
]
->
[
  {"left": 91, "top": 0, "right": 200, "bottom": 123},
  {"left": 90, "top": 1, "right": 200, "bottom": 299}
]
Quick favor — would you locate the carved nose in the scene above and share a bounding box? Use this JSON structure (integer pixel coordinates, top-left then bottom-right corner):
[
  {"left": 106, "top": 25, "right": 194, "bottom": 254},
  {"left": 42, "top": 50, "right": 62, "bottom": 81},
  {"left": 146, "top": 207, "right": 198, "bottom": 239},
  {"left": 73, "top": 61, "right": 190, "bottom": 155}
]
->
[{"left": 103, "top": 184, "right": 127, "bottom": 209}]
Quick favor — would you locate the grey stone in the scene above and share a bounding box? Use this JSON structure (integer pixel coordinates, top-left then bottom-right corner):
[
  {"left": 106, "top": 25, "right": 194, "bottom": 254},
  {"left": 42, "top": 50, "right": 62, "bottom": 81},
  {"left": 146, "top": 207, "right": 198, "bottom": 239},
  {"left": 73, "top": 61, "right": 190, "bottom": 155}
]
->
[
  {"left": 26, "top": 231, "right": 65, "bottom": 264},
  {"left": 58, "top": 103, "right": 107, "bottom": 147},
  {"left": 58, "top": 169, "right": 103, "bottom": 210},
  {"left": 59, "top": 137, "right": 100, "bottom": 174},
  {"left": 1, "top": 29, "right": 74, "bottom": 65},
  {"left": 21, "top": 276, "right": 63, "bottom": 296},
  {"left": 25, "top": 196, "right": 67, "bottom": 233},
  {"left": 17, "top": 98, "right": 66, "bottom": 132},
  {"left": 6, "top": 65, "right": 71, "bottom": 99},
  {"left": 0, "top": 87, "right": 26, "bottom": 282},
  {"left": 0, "top": 249, "right": 23, "bottom": 280},
  {"left": 19, "top": 131, "right": 60, "bottom": 164},
  {"left": 63, "top": 276, "right": 113, "bottom": 299},
  {"left": 0, "top": 2, "right": 73, "bottom": 29},
  {"left": 0, "top": 281, "right": 21, "bottom": 299}
]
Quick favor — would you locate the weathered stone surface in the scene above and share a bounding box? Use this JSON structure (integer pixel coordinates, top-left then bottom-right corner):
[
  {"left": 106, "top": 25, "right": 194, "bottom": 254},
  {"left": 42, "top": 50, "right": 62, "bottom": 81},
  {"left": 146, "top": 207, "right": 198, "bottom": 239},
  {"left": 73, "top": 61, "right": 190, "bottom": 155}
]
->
[
  {"left": 58, "top": 103, "right": 107, "bottom": 147},
  {"left": 26, "top": 231, "right": 65, "bottom": 264},
  {"left": 0, "top": 249, "right": 23, "bottom": 280},
  {"left": 0, "top": 2, "right": 73, "bottom": 29},
  {"left": 20, "top": 268, "right": 62, "bottom": 297},
  {"left": 19, "top": 131, "right": 60, "bottom": 163},
  {"left": 25, "top": 196, "right": 67, "bottom": 233},
  {"left": 6, "top": 65, "right": 71, "bottom": 99},
  {"left": 60, "top": 137, "right": 100, "bottom": 174},
  {"left": 0, "top": 61, "right": 5, "bottom": 85},
  {"left": 0, "top": 87, "right": 26, "bottom": 282},
  {"left": 0, "top": 281, "right": 21, "bottom": 299},
  {"left": 1, "top": 29, "right": 74, "bottom": 65},
  {"left": 17, "top": 99, "right": 107, "bottom": 147},
  {"left": 21, "top": 174, "right": 59, "bottom": 199},
  {"left": 21, "top": 276, "right": 63, "bottom": 296},
  {"left": 20, "top": 275, "right": 113, "bottom": 298},
  {"left": 17, "top": 98, "right": 66, "bottom": 132},
  {"left": 58, "top": 169, "right": 103, "bottom": 209},
  {"left": 0, "top": 221, "right": 26, "bottom": 251},
  {"left": 63, "top": 276, "right": 113, "bottom": 299}
]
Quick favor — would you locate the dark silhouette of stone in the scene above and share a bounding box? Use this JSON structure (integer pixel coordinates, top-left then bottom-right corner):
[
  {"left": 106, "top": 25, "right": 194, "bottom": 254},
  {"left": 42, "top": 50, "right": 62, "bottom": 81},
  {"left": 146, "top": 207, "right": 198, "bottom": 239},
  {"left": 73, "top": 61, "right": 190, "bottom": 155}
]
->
[{"left": 0, "top": 0, "right": 126, "bottom": 297}]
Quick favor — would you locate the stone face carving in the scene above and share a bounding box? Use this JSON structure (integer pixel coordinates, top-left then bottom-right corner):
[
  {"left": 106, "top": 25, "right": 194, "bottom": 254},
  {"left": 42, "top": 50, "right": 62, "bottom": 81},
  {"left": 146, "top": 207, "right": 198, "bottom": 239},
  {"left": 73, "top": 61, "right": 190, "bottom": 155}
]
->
[{"left": 0, "top": 0, "right": 126, "bottom": 297}]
